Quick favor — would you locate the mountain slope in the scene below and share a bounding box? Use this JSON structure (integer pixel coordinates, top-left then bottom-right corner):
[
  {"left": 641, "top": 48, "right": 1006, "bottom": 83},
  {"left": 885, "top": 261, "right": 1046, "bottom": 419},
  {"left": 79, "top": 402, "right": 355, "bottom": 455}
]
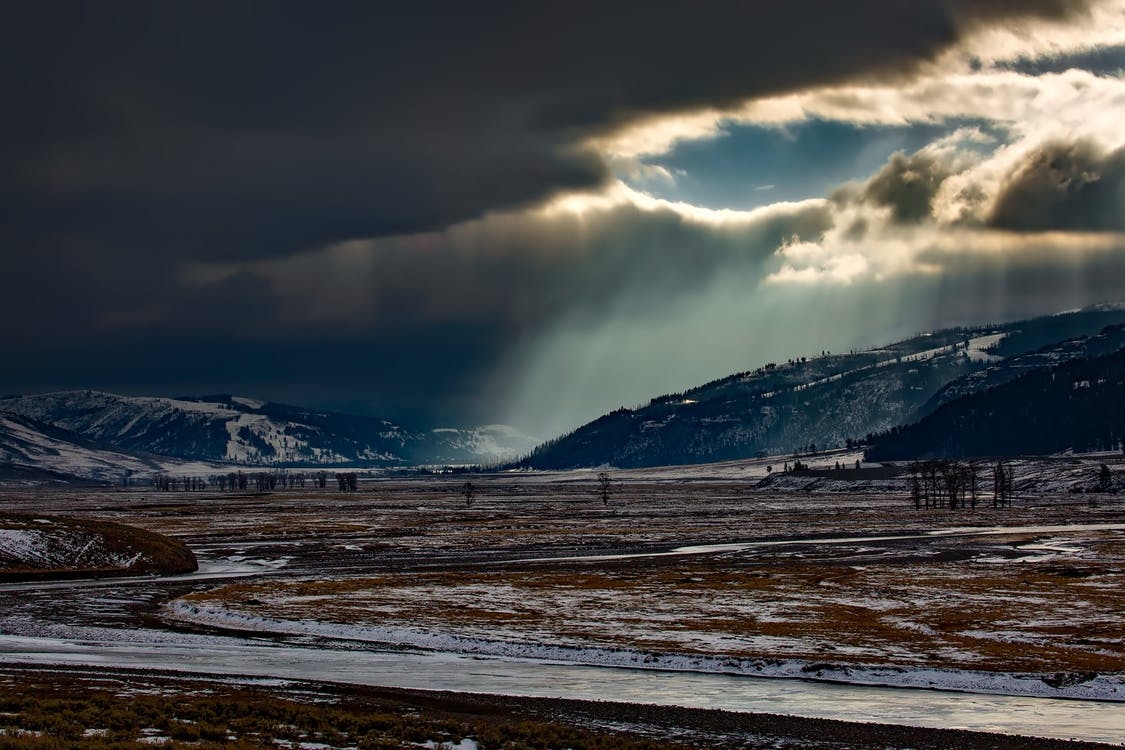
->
[
  {"left": 0, "top": 392, "right": 537, "bottom": 471},
  {"left": 517, "top": 333, "right": 988, "bottom": 469},
  {"left": 515, "top": 307, "right": 1125, "bottom": 470},
  {"left": 865, "top": 347, "right": 1125, "bottom": 460},
  {"left": 0, "top": 391, "right": 408, "bottom": 465},
  {"left": 923, "top": 322, "right": 1125, "bottom": 413},
  {"left": 0, "top": 410, "right": 167, "bottom": 484}
]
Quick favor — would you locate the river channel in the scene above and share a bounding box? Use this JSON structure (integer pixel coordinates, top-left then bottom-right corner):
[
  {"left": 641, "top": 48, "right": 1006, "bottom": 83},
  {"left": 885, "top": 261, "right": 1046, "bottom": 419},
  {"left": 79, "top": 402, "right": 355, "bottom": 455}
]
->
[{"left": 3, "top": 522, "right": 1125, "bottom": 745}]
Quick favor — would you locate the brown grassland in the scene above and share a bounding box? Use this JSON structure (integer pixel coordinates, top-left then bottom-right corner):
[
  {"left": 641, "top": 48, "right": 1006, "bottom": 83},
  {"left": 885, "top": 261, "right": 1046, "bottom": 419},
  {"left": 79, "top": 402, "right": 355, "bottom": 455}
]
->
[
  {"left": 1, "top": 467, "right": 1124, "bottom": 748},
  {"left": 0, "top": 667, "right": 1115, "bottom": 750}
]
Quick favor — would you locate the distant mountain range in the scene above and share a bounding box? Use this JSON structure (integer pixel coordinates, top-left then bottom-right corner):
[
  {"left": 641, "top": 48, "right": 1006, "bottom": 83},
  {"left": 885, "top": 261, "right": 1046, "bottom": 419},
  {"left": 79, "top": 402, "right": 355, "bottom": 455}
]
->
[
  {"left": 6, "top": 305, "right": 1125, "bottom": 484},
  {"left": 513, "top": 306, "right": 1125, "bottom": 469},
  {"left": 0, "top": 392, "right": 538, "bottom": 483}
]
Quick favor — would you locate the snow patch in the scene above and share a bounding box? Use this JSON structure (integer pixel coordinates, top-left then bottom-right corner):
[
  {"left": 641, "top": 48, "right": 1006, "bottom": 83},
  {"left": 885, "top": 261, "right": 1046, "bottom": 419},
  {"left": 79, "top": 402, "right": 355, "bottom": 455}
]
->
[
  {"left": 966, "top": 333, "right": 1006, "bottom": 363},
  {"left": 164, "top": 602, "right": 1125, "bottom": 702}
]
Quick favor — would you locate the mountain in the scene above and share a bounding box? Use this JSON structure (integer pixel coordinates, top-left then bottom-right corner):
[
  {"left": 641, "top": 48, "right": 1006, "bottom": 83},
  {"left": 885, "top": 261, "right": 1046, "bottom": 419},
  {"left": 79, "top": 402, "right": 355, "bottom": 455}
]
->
[
  {"left": 0, "top": 410, "right": 170, "bottom": 484},
  {"left": 427, "top": 425, "right": 541, "bottom": 465},
  {"left": 0, "top": 392, "right": 536, "bottom": 475},
  {"left": 513, "top": 307, "right": 1125, "bottom": 470},
  {"left": 0, "top": 391, "right": 412, "bottom": 466},
  {"left": 865, "top": 344, "right": 1125, "bottom": 461},
  {"left": 6, "top": 306, "right": 1125, "bottom": 478}
]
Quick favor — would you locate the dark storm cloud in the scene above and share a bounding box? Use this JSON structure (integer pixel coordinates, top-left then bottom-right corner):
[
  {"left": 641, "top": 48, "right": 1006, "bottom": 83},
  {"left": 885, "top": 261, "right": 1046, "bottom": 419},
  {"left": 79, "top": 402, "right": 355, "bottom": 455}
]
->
[
  {"left": 0, "top": 0, "right": 1106, "bottom": 427},
  {"left": 989, "top": 140, "right": 1125, "bottom": 232},
  {"left": 999, "top": 42, "right": 1125, "bottom": 76},
  {"left": 859, "top": 151, "right": 952, "bottom": 223},
  {"left": 2, "top": 0, "right": 1095, "bottom": 266}
]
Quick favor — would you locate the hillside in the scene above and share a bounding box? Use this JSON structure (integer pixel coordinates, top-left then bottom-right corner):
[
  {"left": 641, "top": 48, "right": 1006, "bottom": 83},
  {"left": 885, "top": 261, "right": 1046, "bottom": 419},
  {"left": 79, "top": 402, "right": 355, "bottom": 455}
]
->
[
  {"left": 0, "top": 392, "right": 537, "bottom": 474},
  {"left": 865, "top": 347, "right": 1125, "bottom": 461},
  {"left": 514, "top": 307, "right": 1125, "bottom": 470},
  {"left": 0, "top": 513, "right": 197, "bottom": 580},
  {"left": 0, "top": 410, "right": 172, "bottom": 484},
  {"left": 923, "top": 322, "right": 1125, "bottom": 413},
  {"left": 0, "top": 392, "right": 414, "bottom": 465}
]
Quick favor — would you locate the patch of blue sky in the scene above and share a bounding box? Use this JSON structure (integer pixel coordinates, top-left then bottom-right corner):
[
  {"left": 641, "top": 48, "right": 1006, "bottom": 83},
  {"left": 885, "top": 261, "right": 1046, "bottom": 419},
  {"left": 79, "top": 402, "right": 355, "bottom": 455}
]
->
[{"left": 621, "top": 118, "right": 1003, "bottom": 211}]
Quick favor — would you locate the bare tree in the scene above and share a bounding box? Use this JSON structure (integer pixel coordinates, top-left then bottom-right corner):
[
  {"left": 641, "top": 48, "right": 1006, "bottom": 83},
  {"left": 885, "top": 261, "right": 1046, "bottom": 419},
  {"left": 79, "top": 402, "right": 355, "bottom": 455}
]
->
[
  {"left": 597, "top": 471, "right": 612, "bottom": 505},
  {"left": 1098, "top": 463, "right": 1112, "bottom": 491},
  {"left": 908, "top": 460, "right": 981, "bottom": 512},
  {"left": 908, "top": 462, "right": 923, "bottom": 509},
  {"left": 993, "top": 461, "right": 1013, "bottom": 507},
  {"left": 967, "top": 461, "right": 979, "bottom": 510},
  {"left": 462, "top": 481, "right": 476, "bottom": 507}
]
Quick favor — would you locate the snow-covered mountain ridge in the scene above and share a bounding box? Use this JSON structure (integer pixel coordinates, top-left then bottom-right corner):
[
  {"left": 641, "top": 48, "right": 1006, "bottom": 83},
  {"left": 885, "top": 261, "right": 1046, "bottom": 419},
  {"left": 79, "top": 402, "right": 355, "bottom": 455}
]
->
[
  {"left": 515, "top": 307, "right": 1125, "bottom": 470},
  {"left": 0, "top": 392, "right": 537, "bottom": 482}
]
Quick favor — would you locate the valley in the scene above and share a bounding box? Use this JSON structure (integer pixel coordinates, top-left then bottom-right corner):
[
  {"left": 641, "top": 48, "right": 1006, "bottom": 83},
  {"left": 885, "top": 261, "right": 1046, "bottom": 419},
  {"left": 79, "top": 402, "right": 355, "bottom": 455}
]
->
[{"left": 1, "top": 461, "right": 1123, "bottom": 747}]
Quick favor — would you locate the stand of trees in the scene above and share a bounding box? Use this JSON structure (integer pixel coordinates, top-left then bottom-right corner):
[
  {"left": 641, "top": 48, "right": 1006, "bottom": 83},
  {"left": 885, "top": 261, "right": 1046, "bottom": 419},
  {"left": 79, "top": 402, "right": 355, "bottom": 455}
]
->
[
  {"left": 152, "top": 475, "right": 207, "bottom": 492},
  {"left": 907, "top": 460, "right": 1013, "bottom": 509},
  {"left": 152, "top": 469, "right": 358, "bottom": 492}
]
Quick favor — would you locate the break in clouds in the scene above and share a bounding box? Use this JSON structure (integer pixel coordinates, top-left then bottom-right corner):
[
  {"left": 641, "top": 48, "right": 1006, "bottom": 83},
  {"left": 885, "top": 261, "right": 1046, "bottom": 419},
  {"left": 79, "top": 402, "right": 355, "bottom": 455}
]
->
[{"left": 2, "top": 0, "right": 1124, "bottom": 436}]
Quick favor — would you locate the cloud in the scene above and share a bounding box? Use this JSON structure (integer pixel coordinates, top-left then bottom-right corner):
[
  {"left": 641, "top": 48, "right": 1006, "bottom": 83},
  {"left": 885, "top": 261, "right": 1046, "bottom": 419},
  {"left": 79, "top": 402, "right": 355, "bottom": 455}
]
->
[
  {"left": 3, "top": 0, "right": 1123, "bottom": 434},
  {"left": 989, "top": 140, "right": 1125, "bottom": 231},
  {"left": 2, "top": 0, "right": 1105, "bottom": 265},
  {"left": 203, "top": 186, "right": 833, "bottom": 337},
  {"left": 763, "top": 133, "right": 1125, "bottom": 288},
  {"left": 855, "top": 151, "right": 953, "bottom": 223}
]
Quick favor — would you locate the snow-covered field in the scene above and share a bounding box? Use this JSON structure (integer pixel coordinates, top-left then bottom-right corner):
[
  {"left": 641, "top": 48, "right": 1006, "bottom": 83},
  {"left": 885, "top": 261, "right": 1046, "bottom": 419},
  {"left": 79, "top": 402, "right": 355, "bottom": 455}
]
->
[
  {"left": 165, "top": 522, "right": 1125, "bottom": 701},
  {"left": 164, "top": 598, "right": 1125, "bottom": 702}
]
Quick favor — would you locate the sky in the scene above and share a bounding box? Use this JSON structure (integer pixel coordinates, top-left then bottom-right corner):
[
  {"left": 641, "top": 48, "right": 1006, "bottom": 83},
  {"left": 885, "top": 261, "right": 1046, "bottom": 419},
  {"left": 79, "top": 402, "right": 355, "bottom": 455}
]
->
[{"left": 3, "top": 1, "right": 1125, "bottom": 439}]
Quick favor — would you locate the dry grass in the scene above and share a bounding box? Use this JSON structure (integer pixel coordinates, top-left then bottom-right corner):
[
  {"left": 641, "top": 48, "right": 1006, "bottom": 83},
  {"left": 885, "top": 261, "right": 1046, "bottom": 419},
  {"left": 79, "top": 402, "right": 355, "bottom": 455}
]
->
[
  {"left": 0, "top": 512, "right": 197, "bottom": 580},
  {"left": 5, "top": 479, "right": 1123, "bottom": 676},
  {"left": 178, "top": 528, "right": 1125, "bottom": 674},
  {"left": 0, "top": 670, "right": 686, "bottom": 750}
]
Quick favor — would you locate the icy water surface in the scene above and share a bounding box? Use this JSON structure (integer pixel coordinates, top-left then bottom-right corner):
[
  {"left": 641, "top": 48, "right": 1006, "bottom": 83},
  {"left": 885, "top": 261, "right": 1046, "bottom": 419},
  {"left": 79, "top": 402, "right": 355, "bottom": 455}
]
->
[{"left": 1, "top": 632, "right": 1123, "bottom": 744}]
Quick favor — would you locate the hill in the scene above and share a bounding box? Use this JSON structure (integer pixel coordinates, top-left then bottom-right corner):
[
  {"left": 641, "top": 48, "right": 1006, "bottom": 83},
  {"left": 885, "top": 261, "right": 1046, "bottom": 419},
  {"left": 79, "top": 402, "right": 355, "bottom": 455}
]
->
[
  {"left": 0, "top": 513, "right": 197, "bottom": 580},
  {"left": 865, "top": 344, "right": 1125, "bottom": 461},
  {"left": 0, "top": 409, "right": 174, "bottom": 485},
  {"left": 513, "top": 307, "right": 1125, "bottom": 470},
  {"left": 0, "top": 392, "right": 538, "bottom": 476}
]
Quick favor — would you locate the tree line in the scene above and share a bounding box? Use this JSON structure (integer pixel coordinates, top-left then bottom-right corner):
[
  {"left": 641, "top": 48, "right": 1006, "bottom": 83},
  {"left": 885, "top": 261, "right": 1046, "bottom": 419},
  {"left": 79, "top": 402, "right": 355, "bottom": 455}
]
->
[
  {"left": 906, "top": 460, "right": 1013, "bottom": 510},
  {"left": 152, "top": 470, "right": 361, "bottom": 492}
]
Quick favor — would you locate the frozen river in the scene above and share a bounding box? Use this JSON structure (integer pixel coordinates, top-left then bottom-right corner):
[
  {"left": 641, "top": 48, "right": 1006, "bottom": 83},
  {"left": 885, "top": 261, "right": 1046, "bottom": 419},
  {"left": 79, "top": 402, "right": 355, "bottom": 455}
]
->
[{"left": 2, "top": 628, "right": 1124, "bottom": 744}]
